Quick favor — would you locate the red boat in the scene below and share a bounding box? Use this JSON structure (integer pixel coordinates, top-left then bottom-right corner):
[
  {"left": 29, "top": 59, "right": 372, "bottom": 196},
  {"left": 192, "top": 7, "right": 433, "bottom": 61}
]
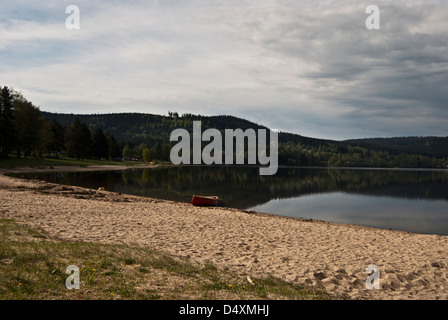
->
[{"left": 192, "top": 195, "right": 218, "bottom": 206}]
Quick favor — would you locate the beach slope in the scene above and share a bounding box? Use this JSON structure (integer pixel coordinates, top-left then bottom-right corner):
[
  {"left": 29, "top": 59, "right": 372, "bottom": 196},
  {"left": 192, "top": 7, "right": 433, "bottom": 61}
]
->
[{"left": 1, "top": 172, "right": 447, "bottom": 300}]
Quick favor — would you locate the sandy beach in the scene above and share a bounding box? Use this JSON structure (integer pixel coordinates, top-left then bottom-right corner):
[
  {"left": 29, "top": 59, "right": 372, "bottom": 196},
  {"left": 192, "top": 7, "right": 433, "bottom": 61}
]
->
[{"left": 1, "top": 167, "right": 448, "bottom": 300}]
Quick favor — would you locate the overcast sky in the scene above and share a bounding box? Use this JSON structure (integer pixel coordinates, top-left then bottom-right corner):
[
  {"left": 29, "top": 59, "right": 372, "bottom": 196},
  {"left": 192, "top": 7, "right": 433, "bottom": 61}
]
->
[{"left": 1, "top": 0, "right": 447, "bottom": 140}]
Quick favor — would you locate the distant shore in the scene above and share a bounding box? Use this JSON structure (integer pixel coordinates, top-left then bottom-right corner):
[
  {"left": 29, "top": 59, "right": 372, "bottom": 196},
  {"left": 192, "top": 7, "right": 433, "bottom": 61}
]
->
[
  {"left": 1, "top": 158, "right": 447, "bottom": 176},
  {"left": 0, "top": 163, "right": 157, "bottom": 175},
  {"left": 1, "top": 171, "right": 448, "bottom": 300}
]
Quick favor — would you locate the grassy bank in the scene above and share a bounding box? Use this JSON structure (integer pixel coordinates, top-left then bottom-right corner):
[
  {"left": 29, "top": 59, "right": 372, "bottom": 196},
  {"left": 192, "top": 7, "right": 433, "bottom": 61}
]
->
[
  {"left": 0, "top": 156, "right": 145, "bottom": 169},
  {"left": 0, "top": 219, "right": 332, "bottom": 300}
]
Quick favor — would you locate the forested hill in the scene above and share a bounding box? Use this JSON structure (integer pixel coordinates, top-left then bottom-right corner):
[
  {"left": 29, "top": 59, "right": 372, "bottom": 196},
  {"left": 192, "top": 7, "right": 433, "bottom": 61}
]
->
[
  {"left": 2, "top": 82, "right": 444, "bottom": 168},
  {"left": 41, "top": 111, "right": 448, "bottom": 168},
  {"left": 41, "top": 112, "right": 268, "bottom": 146},
  {"left": 41, "top": 111, "right": 335, "bottom": 147},
  {"left": 346, "top": 137, "right": 448, "bottom": 158}
]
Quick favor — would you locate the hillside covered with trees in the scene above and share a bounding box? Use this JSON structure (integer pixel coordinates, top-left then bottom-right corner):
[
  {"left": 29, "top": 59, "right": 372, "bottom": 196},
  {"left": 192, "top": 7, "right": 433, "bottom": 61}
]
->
[
  {"left": 346, "top": 137, "right": 448, "bottom": 159},
  {"left": 0, "top": 86, "right": 120, "bottom": 161},
  {"left": 1, "top": 85, "right": 447, "bottom": 168},
  {"left": 42, "top": 111, "right": 447, "bottom": 168}
]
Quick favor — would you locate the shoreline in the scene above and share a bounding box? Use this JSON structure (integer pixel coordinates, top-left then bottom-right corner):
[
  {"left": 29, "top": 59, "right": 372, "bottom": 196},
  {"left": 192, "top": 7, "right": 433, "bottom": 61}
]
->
[
  {"left": 2, "top": 164, "right": 435, "bottom": 237},
  {"left": 4, "top": 164, "right": 444, "bottom": 238},
  {"left": 3, "top": 163, "right": 447, "bottom": 175},
  {"left": 1, "top": 165, "right": 427, "bottom": 236},
  {"left": 1, "top": 167, "right": 448, "bottom": 299},
  {"left": 0, "top": 163, "right": 159, "bottom": 175}
]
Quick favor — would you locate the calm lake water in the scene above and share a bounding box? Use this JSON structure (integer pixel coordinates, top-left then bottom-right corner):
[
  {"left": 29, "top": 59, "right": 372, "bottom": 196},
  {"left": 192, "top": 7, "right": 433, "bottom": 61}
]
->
[{"left": 13, "top": 166, "right": 448, "bottom": 235}]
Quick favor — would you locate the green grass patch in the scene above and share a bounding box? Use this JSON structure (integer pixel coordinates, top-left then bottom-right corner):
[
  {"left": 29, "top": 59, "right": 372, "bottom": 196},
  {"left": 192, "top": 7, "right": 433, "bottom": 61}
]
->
[{"left": 0, "top": 219, "right": 334, "bottom": 300}]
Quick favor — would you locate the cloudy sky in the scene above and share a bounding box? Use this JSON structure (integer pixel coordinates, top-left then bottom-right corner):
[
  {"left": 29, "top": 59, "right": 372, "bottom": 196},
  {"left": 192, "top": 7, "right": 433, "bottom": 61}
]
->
[{"left": 1, "top": 0, "right": 447, "bottom": 140}]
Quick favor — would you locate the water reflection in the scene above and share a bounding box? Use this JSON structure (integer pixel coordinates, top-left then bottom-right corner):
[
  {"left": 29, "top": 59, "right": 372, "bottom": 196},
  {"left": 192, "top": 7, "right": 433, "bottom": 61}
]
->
[
  {"left": 252, "top": 192, "right": 448, "bottom": 235},
  {"left": 13, "top": 166, "right": 448, "bottom": 235}
]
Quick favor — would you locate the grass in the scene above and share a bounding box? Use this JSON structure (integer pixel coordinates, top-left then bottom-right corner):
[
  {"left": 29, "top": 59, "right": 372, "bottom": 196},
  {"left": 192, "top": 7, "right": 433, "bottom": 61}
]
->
[
  {"left": 0, "top": 156, "right": 145, "bottom": 169},
  {"left": 0, "top": 218, "right": 333, "bottom": 300}
]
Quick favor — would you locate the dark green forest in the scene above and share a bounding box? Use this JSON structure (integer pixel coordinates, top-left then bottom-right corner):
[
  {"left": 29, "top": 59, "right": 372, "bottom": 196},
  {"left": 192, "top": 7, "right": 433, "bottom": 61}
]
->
[
  {"left": 0, "top": 86, "right": 121, "bottom": 161},
  {"left": 1, "top": 85, "right": 447, "bottom": 168},
  {"left": 346, "top": 137, "right": 448, "bottom": 158},
  {"left": 42, "top": 111, "right": 448, "bottom": 169}
]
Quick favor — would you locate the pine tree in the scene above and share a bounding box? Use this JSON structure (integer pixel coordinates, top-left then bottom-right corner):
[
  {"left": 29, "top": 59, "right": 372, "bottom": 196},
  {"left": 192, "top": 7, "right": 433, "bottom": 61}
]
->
[
  {"left": 49, "top": 118, "right": 65, "bottom": 157},
  {"left": 105, "top": 132, "right": 120, "bottom": 160},
  {"left": 0, "top": 86, "right": 16, "bottom": 158},
  {"left": 65, "top": 118, "right": 91, "bottom": 160},
  {"left": 12, "top": 95, "right": 41, "bottom": 158},
  {"left": 37, "top": 118, "right": 55, "bottom": 157},
  {"left": 91, "top": 128, "right": 108, "bottom": 159}
]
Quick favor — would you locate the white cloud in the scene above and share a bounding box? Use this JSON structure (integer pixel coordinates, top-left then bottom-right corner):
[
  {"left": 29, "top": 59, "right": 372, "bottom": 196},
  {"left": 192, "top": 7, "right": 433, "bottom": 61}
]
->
[{"left": 1, "top": 0, "right": 447, "bottom": 140}]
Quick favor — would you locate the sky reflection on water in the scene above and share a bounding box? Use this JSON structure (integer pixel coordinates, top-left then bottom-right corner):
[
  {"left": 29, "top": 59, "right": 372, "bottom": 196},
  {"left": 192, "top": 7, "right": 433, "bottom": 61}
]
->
[{"left": 249, "top": 192, "right": 448, "bottom": 235}]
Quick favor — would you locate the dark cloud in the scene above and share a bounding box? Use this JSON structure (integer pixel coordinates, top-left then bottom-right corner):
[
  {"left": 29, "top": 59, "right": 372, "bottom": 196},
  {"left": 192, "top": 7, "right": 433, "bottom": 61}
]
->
[{"left": 1, "top": 0, "right": 447, "bottom": 140}]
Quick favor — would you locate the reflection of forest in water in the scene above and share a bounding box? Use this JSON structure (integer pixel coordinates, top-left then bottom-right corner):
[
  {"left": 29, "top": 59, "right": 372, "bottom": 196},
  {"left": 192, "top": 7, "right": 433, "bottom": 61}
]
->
[{"left": 14, "top": 166, "right": 448, "bottom": 209}]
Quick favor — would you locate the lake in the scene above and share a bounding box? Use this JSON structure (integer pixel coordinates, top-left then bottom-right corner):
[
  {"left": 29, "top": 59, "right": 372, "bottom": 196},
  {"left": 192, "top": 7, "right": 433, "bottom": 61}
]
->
[{"left": 12, "top": 166, "right": 448, "bottom": 235}]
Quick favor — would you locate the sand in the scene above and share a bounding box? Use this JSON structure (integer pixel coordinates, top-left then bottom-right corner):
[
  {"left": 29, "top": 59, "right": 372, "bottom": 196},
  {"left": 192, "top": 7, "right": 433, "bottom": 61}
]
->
[{"left": 1, "top": 168, "right": 448, "bottom": 300}]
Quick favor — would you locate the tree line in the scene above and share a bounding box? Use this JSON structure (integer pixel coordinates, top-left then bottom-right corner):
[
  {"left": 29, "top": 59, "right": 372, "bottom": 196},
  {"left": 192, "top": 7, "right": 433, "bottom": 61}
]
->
[
  {"left": 277, "top": 141, "right": 448, "bottom": 168},
  {"left": 0, "top": 86, "right": 121, "bottom": 160},
  {"left": 3, "top": 85, "right": 447, "bottom": 168}
]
